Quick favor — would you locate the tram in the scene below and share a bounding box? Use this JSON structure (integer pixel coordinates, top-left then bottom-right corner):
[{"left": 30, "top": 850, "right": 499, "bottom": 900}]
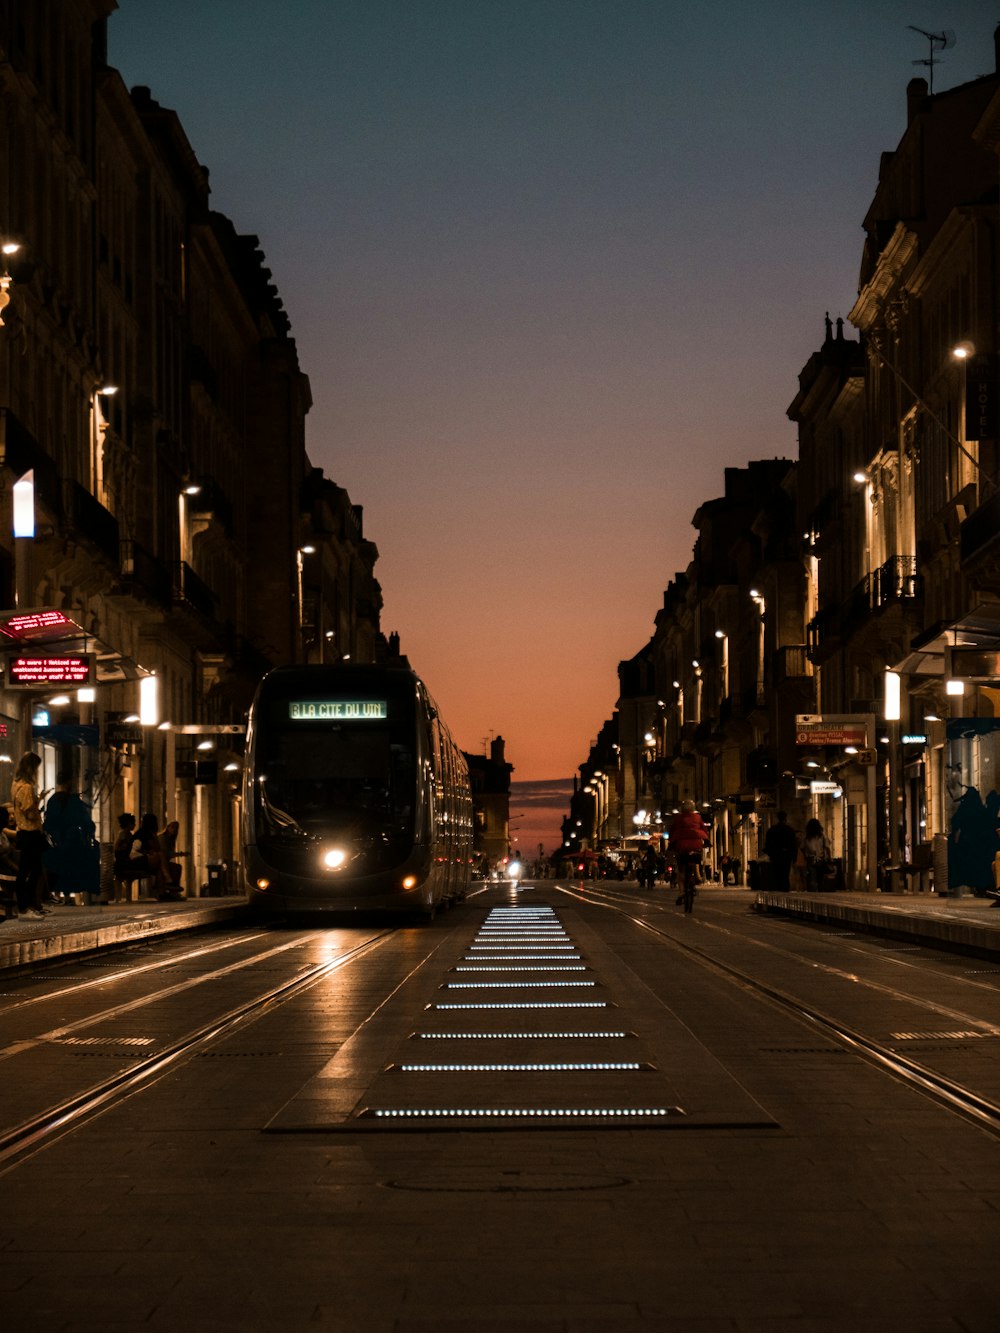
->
[{"left": 242, "top": 664, "right": 473, "bottom": 916}]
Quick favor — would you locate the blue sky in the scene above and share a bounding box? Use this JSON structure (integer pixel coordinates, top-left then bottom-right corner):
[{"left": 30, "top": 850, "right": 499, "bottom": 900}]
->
[{"left": 110, "top": 2, "right": 996, "bottom": 847}]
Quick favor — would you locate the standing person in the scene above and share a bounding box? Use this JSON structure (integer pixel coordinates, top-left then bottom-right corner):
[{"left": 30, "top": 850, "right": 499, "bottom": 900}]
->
[
  {"left": 157, "top": 819, "right": 187, "bottom": 899},
  {"left": 639, "top": 843, "right": 658, "bottom": 890},
  {"left": 802, "top": 816, "right": 831, "bottom": 892},
  {"left": 44, "top": 772, "right": 99, "bottom": 903},
  {"left": 764, "top": 810, "right": 799, "bottom": 892},
  {"left": 11, "top": 751, "right": 49, "bottom": 917},
  {"left": 669, "top": 800, "right": 710, "bottom": 907}
]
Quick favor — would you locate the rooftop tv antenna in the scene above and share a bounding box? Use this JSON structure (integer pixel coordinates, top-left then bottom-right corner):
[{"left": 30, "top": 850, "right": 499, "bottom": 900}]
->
[{"left": 907, "top": 25, "right": 956, "bottom": 96}]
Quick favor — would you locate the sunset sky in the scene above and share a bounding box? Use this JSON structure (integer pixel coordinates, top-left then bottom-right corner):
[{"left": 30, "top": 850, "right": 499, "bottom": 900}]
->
[{"left": 109, "top": 1, "right": 995, "bottom": 854}]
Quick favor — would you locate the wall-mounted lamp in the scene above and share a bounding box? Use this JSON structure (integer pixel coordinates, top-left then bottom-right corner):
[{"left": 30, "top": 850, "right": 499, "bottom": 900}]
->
[
  {"left": 13, "top": 469, "right": 35, "bottom": 538},
  {"left": 884, "top": 669, "right": 901, "bottom": 721},
  {"left": 952, "top": 341, "right": 976, "bottom": 361},
  {"left": 946, "top": 678, "right": 966, "bottom": 696},
  {"left": 139, "top": 675, "right": 159, "bottom": 727}
]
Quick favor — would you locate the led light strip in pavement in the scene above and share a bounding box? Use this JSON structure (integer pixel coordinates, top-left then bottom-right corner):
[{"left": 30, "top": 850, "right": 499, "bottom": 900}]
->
[
  {"left": 392, "top": 1062, "right": 645, "bottom": 1072},
  {"left": 412, "top": 1031, "right": 633, "bottom": 1040}
]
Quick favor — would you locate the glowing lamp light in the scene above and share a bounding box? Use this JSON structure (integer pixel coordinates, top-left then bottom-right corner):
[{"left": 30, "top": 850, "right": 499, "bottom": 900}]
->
[
  {"left": 322, "top": 847, "right": 348, "bottom": 870},
  {"left": 13, "top": 469, "right": 35, "bottom": 538},
  {"left": 884, "top": 669, "right": 901, "bottom": 722},
  {"left": 946, "top": 679, "right": 966, "bottom": 696},
  {"left": 952, "top": 341, "right": 976, "bottom": 360},
  {"left": 507, "top": 860, "right": 523, "bottom": 880},
  {"left": 139, "top": 674, "right": 159, "bottom": 726}
]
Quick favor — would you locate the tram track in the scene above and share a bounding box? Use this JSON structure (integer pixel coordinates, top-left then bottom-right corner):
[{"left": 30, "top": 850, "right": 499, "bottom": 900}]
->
[
  {"left": 0, "top": 928, "right": 398, "bottom": 1172},
  {"left": 559, "top": 882, "right": 1000, "bottom": 1139}
]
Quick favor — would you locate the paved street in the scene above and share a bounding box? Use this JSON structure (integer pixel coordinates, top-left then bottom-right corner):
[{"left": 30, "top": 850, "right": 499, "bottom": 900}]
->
[{"left": 2, "top": 884, "right": 999, "bottom": 1330}]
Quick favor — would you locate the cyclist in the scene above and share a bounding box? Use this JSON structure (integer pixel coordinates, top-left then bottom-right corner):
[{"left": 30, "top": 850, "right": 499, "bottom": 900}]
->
[{"left": 669, "top": 800, "right": 710, "bottom": 912}]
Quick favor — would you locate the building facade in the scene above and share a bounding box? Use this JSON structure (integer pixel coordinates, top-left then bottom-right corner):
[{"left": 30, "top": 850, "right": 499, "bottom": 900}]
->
[
  {"left": 0, "top": 4, "right": 385, "bottom": 896},
  {"left": 563, "top": 31, "right": 1000, "bottom": 894}
]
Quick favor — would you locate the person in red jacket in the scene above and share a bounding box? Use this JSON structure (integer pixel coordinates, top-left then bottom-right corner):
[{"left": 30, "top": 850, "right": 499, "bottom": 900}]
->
[{"left": 669, "top": 800, "right": 710, "bottom": 904}]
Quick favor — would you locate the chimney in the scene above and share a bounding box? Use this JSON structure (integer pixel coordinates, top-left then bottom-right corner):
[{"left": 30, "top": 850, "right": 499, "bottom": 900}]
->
[
  {"left": 907, "top": 77, "right": 928, "bottom": 125},
  {"left": 490, "top": 735, "right": 506, "bottom": 766}
]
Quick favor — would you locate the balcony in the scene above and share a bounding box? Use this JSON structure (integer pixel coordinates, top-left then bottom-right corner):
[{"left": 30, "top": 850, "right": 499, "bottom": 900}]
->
[
  {"left": 809, "top": 557, "right": 922, "bottom": 658},
  {"left": 174, "top": 561, "right": 218, "bottom": 621},
  {"left": 119, "top": 541, "right": 172, "bottom": 608},
  {"left": 961, "top": 490, "right": 1000, "bottom": 587},
  {"left": 64, "top": 480, "right": 119, "bottom": 566},
  {"left": 774, "top": 645, "right": 812, "bottom": 682}
]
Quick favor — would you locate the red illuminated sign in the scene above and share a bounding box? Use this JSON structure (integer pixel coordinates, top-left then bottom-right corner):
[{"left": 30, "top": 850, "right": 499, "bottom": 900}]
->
[
  {"left": 6, "top": 655, "right": 95, "bottom": 687},
  {"left": 0, "top": 609, "right": 86, "bottom": 644}
]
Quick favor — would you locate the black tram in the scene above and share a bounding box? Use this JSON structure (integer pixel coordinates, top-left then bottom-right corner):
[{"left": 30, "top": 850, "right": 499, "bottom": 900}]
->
[{"left": 242, "top": 664, "right": 473, "bottom": 916}]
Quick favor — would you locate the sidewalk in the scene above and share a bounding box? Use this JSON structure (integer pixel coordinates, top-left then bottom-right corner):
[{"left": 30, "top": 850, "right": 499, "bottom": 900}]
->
[
  {"left": 0, "top": 895, "right": 248, "bottom": 975},
  {"left": 753, "top": 886, "right": 1000, "bottom": 961}
]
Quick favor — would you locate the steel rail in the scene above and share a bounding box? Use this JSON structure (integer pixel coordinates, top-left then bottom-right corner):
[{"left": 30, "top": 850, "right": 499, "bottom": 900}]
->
[
  {"left": 0, "top": 927, "right": 277, "bottom": 1015},
  {"left": 560, "top": 883, "right": 1000, "bottom": 1139},
  {"left": 0, "top": 930, "right": 324, "bottom": 1063},
  {"left": 0, "top": 929, "right": 396, "bottom": 1173}
]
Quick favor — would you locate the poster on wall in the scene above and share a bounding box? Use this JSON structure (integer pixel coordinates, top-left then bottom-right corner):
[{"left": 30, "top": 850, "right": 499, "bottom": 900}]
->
[{"left": 946, "top": 718, "right": 1000, "bottom": 896}]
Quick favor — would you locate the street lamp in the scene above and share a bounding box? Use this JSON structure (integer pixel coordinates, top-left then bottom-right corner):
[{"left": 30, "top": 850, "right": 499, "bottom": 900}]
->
[
  {"left": 749, "top": 589, "right": 766, "bottom": 704},
  {"left": 295, "top": 545, "right": 316, "bottom": 662},
  {"left": 715, "top": 628, "right": 729, "bottom": 700},
  {"left": 0, "top": 241, "right": 21, "bottom": 327}
]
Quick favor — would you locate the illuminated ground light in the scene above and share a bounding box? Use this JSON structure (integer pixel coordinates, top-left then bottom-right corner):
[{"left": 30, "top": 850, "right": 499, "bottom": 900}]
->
[
  {"left": 394, "top": 1062, "right": 643, "bottom": 1072},
  {"left": 463, "top": 954, "right": 583, "bottom": 961},
  {"left": 442, "top": 981, "right": 597, "bottom": 989},
  {"left": 454, "top": 965, "right": 588, "bottom": 972},
  {"left": 414, "top": 1030, "right": 631, "bottom": 1040},
  {"left": 432, "top": 1001, "right": 609, "bottom": 1010},
  {"left": 362, "top": 1107, "right": 682, "bottom": 1121}
]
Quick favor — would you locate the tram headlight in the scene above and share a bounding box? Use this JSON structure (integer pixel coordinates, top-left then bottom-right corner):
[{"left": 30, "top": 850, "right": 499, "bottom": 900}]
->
[
  {"left": 507, "top": 860, "right": 523, "bottom": 880},
  {"left": 321, "top": 847, "right": 348, "bottom": 871},
  {"left": 402, "top": 875, "right": 418, "bottom": 890}
]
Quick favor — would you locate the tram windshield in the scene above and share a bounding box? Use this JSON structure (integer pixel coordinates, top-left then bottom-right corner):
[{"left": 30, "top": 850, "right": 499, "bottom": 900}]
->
[{"left": 255, "top": 703, "right": 416, "bottom": 845}]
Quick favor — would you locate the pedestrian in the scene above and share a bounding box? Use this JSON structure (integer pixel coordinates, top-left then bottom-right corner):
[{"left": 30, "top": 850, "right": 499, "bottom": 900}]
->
[
  {"left": 157, "top": 819, "right": 187, "bottom": 898},
  {"left": 802, "top": 816, "right": 832, "bottom": 892},
  {"left": 113, "top": 812, "right": 137, "bottom": 886},
  {"left": 131, "top": 812, "right": 171, "bottom": 898},
  {"left": 669, "top": 800, "right": 710, "bottom": 905},
  {"left": 10, "top": 751, "right": 49, "bottom": 917},
  {"left": 763, "top": 810, "right": 799, "bottom": 892},
  {"left": 0, "top": 806, "right": 20, "bottom": 920},
  {"left": 44, "top": 771, "right": 99, "bottom": 902},
  {"left": 639, "top": 843, "right": 658, "bottom": 890}
]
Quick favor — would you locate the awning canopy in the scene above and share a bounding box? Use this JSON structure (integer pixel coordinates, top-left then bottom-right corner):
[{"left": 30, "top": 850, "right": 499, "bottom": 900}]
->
[
  {"left": 0, "top": 607, "right": 147, "bottom": 682},
  {"left": 894, "top": 601, "right": 1000, "bottom": 677}
]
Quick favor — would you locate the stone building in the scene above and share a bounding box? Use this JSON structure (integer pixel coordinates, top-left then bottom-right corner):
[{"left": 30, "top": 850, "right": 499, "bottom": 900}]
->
[
  {"left": 464, "top": 735, "right": 512, "bottom": 870},
  {"left": 563, "top": 29, "right": 1000, "bottom": 894},
  {"left": 0, "top": 3, "right": 385, "bottom": 896}
]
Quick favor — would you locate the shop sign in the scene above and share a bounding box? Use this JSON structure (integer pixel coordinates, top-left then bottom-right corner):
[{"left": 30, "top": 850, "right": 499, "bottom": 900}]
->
[
  {"left": 0, "top": 609, "right": 86, "bottom": 644},
  {"left": 795, "top": 713, "right": 869, "bottom": 746},
  {"left": 6, "top": 653, "right": 95, "bottom": 687},
  {"left": 965, "top": 355, "right": 998, "bottom": 441},
  {"left": 946, "top": 646, "right": 1000, "bottom": 681}
]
